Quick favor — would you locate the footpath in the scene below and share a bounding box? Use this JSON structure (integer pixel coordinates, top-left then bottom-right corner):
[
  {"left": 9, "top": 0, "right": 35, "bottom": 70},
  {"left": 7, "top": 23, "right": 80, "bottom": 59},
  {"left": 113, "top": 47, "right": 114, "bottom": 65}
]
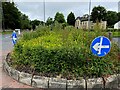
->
[{"left": 0, "top": 33, "right": 32, "bottom": 89}]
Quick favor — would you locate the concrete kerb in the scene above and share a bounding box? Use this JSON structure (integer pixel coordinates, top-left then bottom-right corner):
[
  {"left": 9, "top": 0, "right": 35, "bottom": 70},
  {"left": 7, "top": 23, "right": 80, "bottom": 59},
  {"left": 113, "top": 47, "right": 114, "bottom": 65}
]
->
[
  {"left": 49, "top": 77, "right": 67, "bottom": 88},
  {"left": 106, "top": 74, "right": 120, "bottom": 89},
  {"left": 32, "top": 75, "right": 49, "bottom": 88},
  {"left": 3, "top": 54, "right": 120, "bottom": 89},
  {"left": 87, "top": 77, "right": 103, "bottom": 88},
  {"left": 67, "top": 79, "right": 85, "bottom": 89},
  {"left": 19, "top": 71, "right": 33, "bottom": 86}
]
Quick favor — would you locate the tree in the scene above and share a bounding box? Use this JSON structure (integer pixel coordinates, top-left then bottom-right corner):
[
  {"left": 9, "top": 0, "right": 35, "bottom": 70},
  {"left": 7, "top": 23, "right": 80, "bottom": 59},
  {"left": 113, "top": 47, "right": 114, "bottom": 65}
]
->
[
  {"left": 54, "top": 12, "right": 65, "bottom": 23},
  {"left": 117, "top": 12, "right": 120, "bottom": 21},
  {"left": 2, "top": 2, "right": 32, "bottom": 30},
  {"left": 46, "top": 17, "right": 53, "bottom": 26},
  {"left": 30, "top": 19, "right": 41, "bottom": 30},
  {"left": 20, "top": 14, "right": 31, "bottom": 29},
  {"left": 91, "top": 5, "right": 107, "bottom": 22},
  {"left": 106, "top": 11, "right": 118, "bottom": 28},
  {"left": 2, "top": 2, "right": 21, "bottom": 29},
  {"left": 67, "top": 12, "right": 75, "bottom": 26}
]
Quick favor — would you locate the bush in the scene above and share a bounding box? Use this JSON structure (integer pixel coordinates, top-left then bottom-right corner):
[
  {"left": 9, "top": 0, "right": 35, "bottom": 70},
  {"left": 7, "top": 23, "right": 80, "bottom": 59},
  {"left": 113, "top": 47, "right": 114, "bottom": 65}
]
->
[{"left": 11, "top": 27, "right": 120, "bottom": 79}]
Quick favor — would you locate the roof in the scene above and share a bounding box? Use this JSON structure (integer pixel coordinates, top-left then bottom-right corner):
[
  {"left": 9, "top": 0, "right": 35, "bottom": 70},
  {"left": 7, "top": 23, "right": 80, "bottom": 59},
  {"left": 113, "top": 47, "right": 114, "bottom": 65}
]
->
[{"left": 76, "top": 16, "right": 90, "bottom": 21}]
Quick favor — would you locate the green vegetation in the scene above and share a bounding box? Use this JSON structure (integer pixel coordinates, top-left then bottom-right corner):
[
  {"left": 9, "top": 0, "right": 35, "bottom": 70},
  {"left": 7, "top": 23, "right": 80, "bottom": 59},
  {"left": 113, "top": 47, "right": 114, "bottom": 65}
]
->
[
  {"left": 113, "top": 32, "right": 120, "bottom": 37},
  {"left": 2, "top": 2, "right": 42, "bottom": 30},
  {"left": 91, "top": 5, "right": 119, "bottom": 28},
  {"left": 67, "top": 12, "right": 75, "bottom": 26},
  {"left": 11, "top": 26, "right": 120, "bottom": 79},
  {"left": 91, "top": 5, "right": 107, "bottom": 22},
  {"left": 54, "top": 12, "right": 65, "bottom": 23},
  {"left": 2, "top": 2, "right": 119, "bottom": 30},
  {"left": 106, "top": 11, "right": 118, "bottom": 28},
  {"left": 46, "top": 17, "right": 54, "bottom": 26},
  {"left": 4, "top": 2, "right": 119, "bottom": 79},
  {"left": 1, "top": 31, "right": 12, "bottom": 34},
  {"left": 2, "top": 2, "right": 21, "bottom": 29}
]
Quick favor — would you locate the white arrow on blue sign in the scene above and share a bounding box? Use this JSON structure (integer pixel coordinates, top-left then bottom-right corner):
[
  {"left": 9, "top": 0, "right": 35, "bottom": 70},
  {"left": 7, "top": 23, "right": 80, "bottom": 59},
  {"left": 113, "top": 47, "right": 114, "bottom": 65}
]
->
[{"left": 90, "top": 36, "right": 111, "bottom": 57}]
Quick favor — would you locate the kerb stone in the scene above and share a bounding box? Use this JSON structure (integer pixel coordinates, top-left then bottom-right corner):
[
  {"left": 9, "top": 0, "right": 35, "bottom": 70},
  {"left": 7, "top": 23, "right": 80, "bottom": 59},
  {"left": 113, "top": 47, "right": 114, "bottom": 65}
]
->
[
  {"left": 19, "top": 72, "right": 32, "bottom": 86},
  {"left": 67, "top": 79, "right": 85, "bottom": 89},
  {"left": 32, "top": 75, "right": 48, "bottom": 88},
  {"left": 49, "top": 77, "right": 67, "bottom": 89}
]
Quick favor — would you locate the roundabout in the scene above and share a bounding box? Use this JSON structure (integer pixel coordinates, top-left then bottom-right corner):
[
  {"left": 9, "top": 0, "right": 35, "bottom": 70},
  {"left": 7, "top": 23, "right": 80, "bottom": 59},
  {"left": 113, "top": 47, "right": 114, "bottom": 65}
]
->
[{"left": 2, "top": 29, "right": 120, "bottom": 89}]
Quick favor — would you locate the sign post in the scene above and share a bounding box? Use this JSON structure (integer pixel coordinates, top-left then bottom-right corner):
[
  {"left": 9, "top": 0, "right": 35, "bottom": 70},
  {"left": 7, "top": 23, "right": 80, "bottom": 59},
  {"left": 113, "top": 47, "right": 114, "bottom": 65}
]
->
[{"left": 15, "top": 29, "right": 21, "bottom": 35}]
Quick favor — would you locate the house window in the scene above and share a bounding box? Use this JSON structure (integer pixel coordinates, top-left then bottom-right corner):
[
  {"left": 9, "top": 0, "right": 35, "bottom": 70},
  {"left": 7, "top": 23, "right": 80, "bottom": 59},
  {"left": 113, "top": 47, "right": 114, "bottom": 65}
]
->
[{"left": 78, "top": 21, "right": 79, "bottom": 26}]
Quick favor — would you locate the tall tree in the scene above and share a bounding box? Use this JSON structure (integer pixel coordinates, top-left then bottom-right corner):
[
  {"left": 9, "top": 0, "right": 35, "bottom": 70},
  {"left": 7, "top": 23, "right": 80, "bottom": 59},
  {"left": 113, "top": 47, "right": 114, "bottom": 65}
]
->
[
  {"left": 67, "top": 12, "right": 75, "bottom": 26},
  {"left": 91, "top": 5, "right": 107, "bottom": 22},
  {"left": 2, "top": 2, "right": 21, "bottom": 29},
  {"left": 46, "top": 17, "right": 53, "bottom": 26},
  {"left": 106, "top": 11, "right": 118, "bottom": 28},
  {"left": 54, "top": 12, "right": 65, "bottom": 23},
  {"left": 117, "top": 12, "right": 120, "bottom": 21},
  {"left": 20, "top": 14, "right": 31, "bottom": 29},
  {"left": 30, "top": 19, "right": 41, "bottom": 30}
]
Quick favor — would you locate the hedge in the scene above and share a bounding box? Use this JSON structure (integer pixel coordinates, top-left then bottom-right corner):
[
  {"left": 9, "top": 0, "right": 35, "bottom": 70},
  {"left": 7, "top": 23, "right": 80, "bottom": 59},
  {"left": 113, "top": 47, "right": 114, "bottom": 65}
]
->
[{"left": 11, "top": 27, "right": 120, "bottom": 79}]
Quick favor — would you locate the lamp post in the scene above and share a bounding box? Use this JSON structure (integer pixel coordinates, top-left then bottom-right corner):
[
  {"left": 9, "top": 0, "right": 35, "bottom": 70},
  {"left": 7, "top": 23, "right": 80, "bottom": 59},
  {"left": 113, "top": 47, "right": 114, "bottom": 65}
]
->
[
  {"left": 43, "top": 0, "right": 45, "bottom": 26},
  {"left": 1, "top": 2, "right": 5, "bottom": 32},
  {"left": 85, "top": 1, "right": 91, "bottom": 90},
  {"left": 88, "top": 0, "right": 91, "bottom": 31}
]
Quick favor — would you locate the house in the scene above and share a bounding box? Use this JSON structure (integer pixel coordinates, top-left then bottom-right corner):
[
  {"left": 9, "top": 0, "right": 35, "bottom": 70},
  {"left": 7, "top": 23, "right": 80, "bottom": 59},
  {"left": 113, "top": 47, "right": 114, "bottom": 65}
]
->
[
  {"left": 114, "top": 21, "right": 120, "bottom": 29},
  {"left": 75, "top": 15, "right": 107, "bottom": 30}
]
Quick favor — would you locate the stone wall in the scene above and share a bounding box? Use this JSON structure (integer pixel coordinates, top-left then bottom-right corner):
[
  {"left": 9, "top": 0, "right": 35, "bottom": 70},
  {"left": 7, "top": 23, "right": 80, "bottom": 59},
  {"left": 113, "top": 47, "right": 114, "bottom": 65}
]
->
[{"left": 2, "top": 56, "right": 120, "bottom": 90}]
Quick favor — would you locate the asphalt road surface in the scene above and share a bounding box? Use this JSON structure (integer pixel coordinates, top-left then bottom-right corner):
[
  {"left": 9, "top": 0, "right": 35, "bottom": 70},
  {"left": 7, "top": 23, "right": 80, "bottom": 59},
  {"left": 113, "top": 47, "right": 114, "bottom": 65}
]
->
[{"left": 112, "top": 37, "right": 120, "bottom": 48}]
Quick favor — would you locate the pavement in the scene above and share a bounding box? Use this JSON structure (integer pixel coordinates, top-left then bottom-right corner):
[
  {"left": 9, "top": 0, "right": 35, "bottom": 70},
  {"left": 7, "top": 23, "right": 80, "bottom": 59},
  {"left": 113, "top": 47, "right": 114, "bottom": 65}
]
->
[{"left": 0, "top": 34, "right": 32, "bottom": 89}]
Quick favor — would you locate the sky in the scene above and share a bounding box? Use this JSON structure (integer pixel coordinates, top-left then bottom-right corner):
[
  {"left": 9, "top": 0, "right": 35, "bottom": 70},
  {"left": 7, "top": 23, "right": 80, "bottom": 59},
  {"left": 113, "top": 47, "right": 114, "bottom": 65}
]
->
[{"left": 13, "top": 0, "right": 120, "bottom": 21}]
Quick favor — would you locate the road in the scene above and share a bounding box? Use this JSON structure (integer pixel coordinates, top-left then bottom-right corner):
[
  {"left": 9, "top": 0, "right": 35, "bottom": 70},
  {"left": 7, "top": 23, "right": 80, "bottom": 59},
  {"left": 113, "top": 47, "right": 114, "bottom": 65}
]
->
[
  {"left": 0, "top": 34, "right": 32, "bottom": 89},
  {"left": 112, "top": 37, "right": 120, "bottom": 48}
]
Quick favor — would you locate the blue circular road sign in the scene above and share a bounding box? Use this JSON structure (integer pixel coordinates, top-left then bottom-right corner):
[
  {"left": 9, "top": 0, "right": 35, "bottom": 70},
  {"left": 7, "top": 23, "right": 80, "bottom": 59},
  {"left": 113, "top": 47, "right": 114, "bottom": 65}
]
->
[{"left": 90, "top": 36, "right": 111, "bottom": 57}]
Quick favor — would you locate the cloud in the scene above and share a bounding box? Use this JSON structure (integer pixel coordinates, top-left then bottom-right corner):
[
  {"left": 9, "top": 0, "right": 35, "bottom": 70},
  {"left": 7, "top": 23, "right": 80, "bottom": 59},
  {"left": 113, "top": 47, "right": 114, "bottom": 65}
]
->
[{"left": 15, "top": 1, "right": 119, "bottom": 21}]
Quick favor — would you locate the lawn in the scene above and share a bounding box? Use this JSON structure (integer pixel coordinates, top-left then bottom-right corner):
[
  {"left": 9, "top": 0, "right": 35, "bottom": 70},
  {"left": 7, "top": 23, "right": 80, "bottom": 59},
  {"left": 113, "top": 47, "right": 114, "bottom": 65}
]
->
[
  {"left": 112, "top": 32, "right": 120, "bottom": 37},
  {"left": 1, "top": 31, "right": 13, "bottom": 34}
]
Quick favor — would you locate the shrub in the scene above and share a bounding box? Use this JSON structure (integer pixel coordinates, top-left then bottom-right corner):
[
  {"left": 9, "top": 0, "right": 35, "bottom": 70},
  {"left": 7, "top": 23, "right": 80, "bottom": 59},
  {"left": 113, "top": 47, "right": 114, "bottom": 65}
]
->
[{"left": 11, "top": 27, "right": 120, "bottom": 79}]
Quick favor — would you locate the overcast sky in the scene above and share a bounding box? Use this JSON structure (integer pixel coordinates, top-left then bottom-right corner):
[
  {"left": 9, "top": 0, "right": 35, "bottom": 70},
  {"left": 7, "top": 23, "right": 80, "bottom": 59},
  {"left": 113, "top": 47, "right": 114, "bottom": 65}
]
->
[{"left": 14, "top": 0, "right": 119, "bottom": 21}]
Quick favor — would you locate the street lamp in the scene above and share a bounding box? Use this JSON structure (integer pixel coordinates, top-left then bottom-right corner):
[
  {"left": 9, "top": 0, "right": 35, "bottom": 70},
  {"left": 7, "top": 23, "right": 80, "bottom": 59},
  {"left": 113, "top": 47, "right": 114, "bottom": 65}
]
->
[
  {"left": 88, "top": 0, "right": 91, "bottom": 31},
  {"left": 1, "top": 2, "right": 5, "bottom": 32},
  {"left": 43, "top": 0, "right": 46, "bottom": 26}
]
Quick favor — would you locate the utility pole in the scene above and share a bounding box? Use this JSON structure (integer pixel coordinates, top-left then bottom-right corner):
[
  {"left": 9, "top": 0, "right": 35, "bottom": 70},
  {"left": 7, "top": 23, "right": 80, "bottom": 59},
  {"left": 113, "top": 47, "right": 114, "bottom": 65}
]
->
[
  {"left": 0, "top": 1, "right": 2, "bottom": 32},
  {"left": 118, "top": 1, "right": 120, "bottom": 12},
  {"left": 85, "top": 1, "right": 91, "bottom": 90},
  {"left": 1, "top": 1, "right": 5, "bottom": 32},
  {"left": 88, "top": 0, "right": 91, "bottom": 31},
  {"left": 43, "top": 0, "right": 45, "bottom": 26}
]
